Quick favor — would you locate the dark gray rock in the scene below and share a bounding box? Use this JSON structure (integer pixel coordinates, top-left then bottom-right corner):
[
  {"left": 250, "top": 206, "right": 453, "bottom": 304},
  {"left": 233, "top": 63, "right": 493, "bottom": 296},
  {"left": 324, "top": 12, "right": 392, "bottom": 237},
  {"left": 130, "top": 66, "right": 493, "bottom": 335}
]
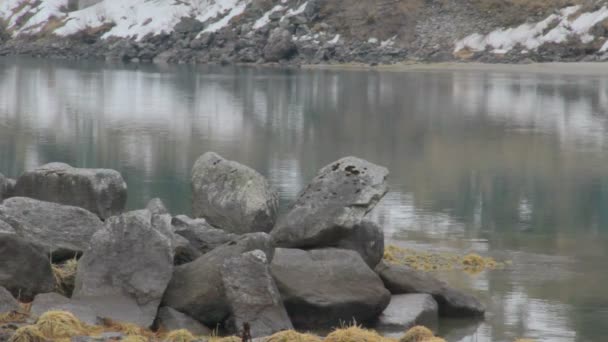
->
[
  {"left": 270, "top": 248, "right": 390, "bottom": 329},
  {"left": 172, "top": 215, "right": 237, "bottom": 254},
  {"left": 271, "top": 157, "right": 389, "bottom": 248},
  {"left": 336, "top": 220, "right": 384, "bottom": 268},
  {"left": 0, "top": 174, "right": 15, "bottom": 201},
  {"left": 156, "top": 307, "right": 212, "bottom": 336},
  {"left": 73, "top": 210, "right": 174, "bottom": 327},
  {"left": 162, "top": 233, "right": 274, "bottom": 326},
  {"left": 191, "top": 152, "right": 279, "bottom": 234},
  {"left": 221, "top": 250, "right": 293, "bottom": 338},
  {"left": 0, "top": 286, "right": 19, "bottom": 314},
  {"left": 263, "top": 28, "right": 296, "bottom": 62},
  {"left": 375, "top": 294, "right": 438, "bottom": 332},
  {"left": 0, "top": 233, "right": 55, "bottom": 301},
  {"left": 30, "top": 293, "right": 99, "bottom": 325},
  {"left": 374, "top": 261, "right": 485, "bottom": 317},
  {"left": 174, "top": 17, "right": 204, "bottom": 34},
  {"left": 0, "top": 197, "right": 104, "bottom": 260},
  {"left": 14, "top": 162, "right": 127, "bottom": 220}
]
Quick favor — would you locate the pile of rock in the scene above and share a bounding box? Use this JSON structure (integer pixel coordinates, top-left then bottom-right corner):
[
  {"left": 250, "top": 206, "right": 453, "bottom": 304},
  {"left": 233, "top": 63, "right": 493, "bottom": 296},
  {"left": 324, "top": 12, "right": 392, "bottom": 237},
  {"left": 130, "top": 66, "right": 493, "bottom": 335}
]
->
[{"left": 0, "top": 153, "right": 484, "bottom": 339}]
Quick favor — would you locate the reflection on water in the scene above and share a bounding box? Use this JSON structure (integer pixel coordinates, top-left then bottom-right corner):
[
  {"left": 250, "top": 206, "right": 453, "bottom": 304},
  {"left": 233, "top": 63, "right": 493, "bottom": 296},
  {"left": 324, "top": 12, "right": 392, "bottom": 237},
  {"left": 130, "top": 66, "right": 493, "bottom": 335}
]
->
[{"left": 1, "top": 57, "right": 608, "bottom": 342}]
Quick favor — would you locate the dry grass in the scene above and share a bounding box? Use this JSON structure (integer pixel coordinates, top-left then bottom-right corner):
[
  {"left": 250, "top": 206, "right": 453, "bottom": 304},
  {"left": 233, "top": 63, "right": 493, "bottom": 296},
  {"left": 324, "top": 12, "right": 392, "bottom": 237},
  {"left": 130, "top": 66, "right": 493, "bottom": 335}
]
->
[
  {"left": 51, "top": 258, "right": 78, "bottom": 296},
  {"left": 267, "top": 330, "right": 322, "bottom": 342},
  {"left": 164, "top": 329, "right": 197, "bottom": 342},
  {"left": 7, "top": 325, "right": 47, "bottom": 342},
  {"left": 324, "top": 326, "right": 397, "bottom": 342},
  {"left": 208, "top": 337, "right": 241, "bottom": 342},
  {"left": 399, "top": 326, "right": 435, "bottom": 342},
  {"left": 35, "top": 311, "right": 90, "bottom": 339}
]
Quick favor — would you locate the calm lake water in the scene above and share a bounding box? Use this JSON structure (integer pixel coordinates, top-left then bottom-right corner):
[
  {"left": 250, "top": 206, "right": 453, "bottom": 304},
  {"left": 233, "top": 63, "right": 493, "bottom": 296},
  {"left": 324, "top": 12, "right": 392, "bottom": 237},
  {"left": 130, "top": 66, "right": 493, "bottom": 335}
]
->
[{"left": 1, "top": 57, "right": 607, "bottom": 342}]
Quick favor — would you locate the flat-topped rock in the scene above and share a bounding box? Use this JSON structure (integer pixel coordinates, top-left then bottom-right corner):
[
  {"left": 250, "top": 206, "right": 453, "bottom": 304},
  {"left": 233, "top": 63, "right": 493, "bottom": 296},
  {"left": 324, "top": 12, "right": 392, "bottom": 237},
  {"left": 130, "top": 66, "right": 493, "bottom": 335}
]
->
[
  {"left": 191, "top": 152, "right": 279, "bottom": 234},
  {"left": 0, "top": 197, "right": 104, "bottom": 260},
  {"left": 271, "top": 156, "right": 389, "bottom": 248},
  {"left": 172, "top": 215, "right": 237, "bottom": 254},
  {"left": 14, "top": 162, "right": 127, "bottom": 220}
]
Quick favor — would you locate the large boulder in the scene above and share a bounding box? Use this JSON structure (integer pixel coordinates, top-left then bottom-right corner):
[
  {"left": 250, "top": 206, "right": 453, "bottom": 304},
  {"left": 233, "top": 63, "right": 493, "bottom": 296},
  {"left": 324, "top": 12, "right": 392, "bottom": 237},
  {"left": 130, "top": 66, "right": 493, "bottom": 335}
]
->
[
  {"left": 0, "top": 286, "right": 19, "bottom": 314},
  {"left": 72, "top": 210, "right": 174, "bottom": 327},
  {"left": 30, "top": 293, "right": 100, "bottom": 326},
  {"left": 191, "top": 152, "right": 279, "bottom": 234},
  {"left": 172, "top": 215, "right": 237, "bottom": 254},
  {"left": 375, "top": 294, "right": 438, "bottom": 333},
  {"left": 155, "top": 307, "right": 212, "bottom": 336},
  {"left": 263, "top": 28, "right": 297, "bottom": 62},
  {"left": 162, "top": 233, "right": 274, "bottom": 326},
  {"left": 270, "top": 248, "right": 391, "bottom": 329},
  {"left": 336, "top": 220, "right": 384, "bottom": 268},
  {"left": 374, "top": 261, "right": 485, "bottom": 317},
  {"left": 14, "top": 162, "right": 127, "bottom": 220},
  {"left": 0, "top": 233, "right": 55, "bottom": 301},
  {"left": 221, "top": 250, "right": 293, "bottom": 338},
  {"left": 0, "top": 197, "right": 104, "bottom": 260},
  {"left": 271, "top": 157, "right": 389, "bottom": 248}
]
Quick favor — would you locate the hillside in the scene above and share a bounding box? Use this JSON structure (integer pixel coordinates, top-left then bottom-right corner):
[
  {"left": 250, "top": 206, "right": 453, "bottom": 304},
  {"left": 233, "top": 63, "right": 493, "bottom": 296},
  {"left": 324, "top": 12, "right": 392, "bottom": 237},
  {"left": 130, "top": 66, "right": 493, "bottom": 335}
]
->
[{"left": 1, "top": 0, "right": 608, "bottom": 64}]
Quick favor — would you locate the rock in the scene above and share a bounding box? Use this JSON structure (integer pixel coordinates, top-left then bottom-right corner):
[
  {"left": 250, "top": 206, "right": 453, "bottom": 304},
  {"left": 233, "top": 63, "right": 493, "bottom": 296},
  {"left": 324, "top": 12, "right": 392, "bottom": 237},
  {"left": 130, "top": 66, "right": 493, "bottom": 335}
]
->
[
  {"left": 172, "top": 215, "right": 237, "bottom": 254},
  {"left": 374, "top": 261, "right": 485, "bottom": 317},
  {"left": 0, "top": 174, "right": 15, "bottom": 201},
  {"left": 162, "top": 233, "right": 274, "bottom": 326},
  {"left": 0, "top": 219, "right": 15, "bottom": 234},
  {"left": 29, "top": 293, "right": 99, "bottom": 325},
  {"left": 155, "top": 307, "right": 212, "bottom": 336},
  {"left": 191, "top": 152, "right": 279, "bottom": 234},
  {"left": 375, "top": 294, "right": 438, "bottom": 332},
  {"left": 146, "top": 198, "right": 169, "bottom": 215},
  {"left": 73, "top": 210, "right": 174, "bottom": 327},
  {"left": 271, "top": 156, "right": 389, "bottom": 248},
  {"left": 0, "top": 197, "right": 104, "bottom": 260},
  {"left": 263, "top": 28, "right": 296, "bottom": 62},
  {"left": 14, "top": 162, "right": 127, "bottom": 220},
  {"left": 336, "top": 220, "right": 384, "bottom": 268},
  {"left": 0, "top": 233, "right": 55, "bottom": 301},
  {"left": 0, "top": 287, "right": 19, "bottom": 314},
  {"left": 270, "top": 248, "right": 390, "bottom": 329},
  {"left": 174, "top": 17, "right": 204, "bottom": 34},
  {"left": 221, "top": 250, "right": 293, "bottom": 338}
]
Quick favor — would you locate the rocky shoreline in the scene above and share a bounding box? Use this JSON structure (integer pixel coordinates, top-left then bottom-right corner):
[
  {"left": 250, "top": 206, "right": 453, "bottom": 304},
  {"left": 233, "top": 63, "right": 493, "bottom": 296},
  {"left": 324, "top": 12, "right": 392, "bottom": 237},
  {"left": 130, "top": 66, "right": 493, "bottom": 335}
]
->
[{"left": 0, "top": 153, "right": 486, "bottom": 341}]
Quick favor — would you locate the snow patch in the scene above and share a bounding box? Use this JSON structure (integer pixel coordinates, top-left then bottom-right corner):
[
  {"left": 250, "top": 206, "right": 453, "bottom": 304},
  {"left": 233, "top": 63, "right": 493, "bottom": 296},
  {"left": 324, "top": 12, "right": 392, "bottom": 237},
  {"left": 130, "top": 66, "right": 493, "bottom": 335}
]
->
[
  {"left": 253, "top": 5, "right": 284, "bottom": 30},
  {"left": 455, "top": 6, "right": 608, "bottom": 54}
]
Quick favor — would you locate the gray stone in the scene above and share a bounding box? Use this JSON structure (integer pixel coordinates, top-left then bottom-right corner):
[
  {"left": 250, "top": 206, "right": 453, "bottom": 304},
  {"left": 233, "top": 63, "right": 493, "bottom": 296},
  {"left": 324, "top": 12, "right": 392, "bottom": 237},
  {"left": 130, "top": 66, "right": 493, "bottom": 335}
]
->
[
  {"left": 156, "top": 307, "right": 212, "bottom": 336},
  {"left": 30, "top": 293, "right": 99, "bottom": 326},
  {"left": 0, "top": 233, "right": 54, "bottom": 301},
  {"left": 0, "top": 286, "right": 19, "bottom": 314},
  {"left": 270, "top": 248, "right": 390, "bottom": 329},
  {"left": 375, "top": 294, "right": 438, "bottom": 332},
  {"left": 162, "top": 233, "right": 274, "bottom": 326},
  {"left": 14, "top": 163, "right": 127, "bottom": 220},
  {"left": 336, "top": 220, "right": 384, "bottom": 268},
  {"left": 172, "top": 215, "right": 237, "bottom": 254},
  {"left": 146, "top": 198, "right": 169, "bottom": 215},
  {"left": 271, "top": 157, "right": 389, "bottom": 248},
  {"left": 0, "top": 197, "right": 104, "bottom": 260},
  {"left": 174, "top": 17, "right": 204, "bottom": 34},
  {"left": 263, "top": 28, "right": 296, "bottom": 62},
  {"left": 191, "top": 152, "right": 279, "bottom": 234},
  {"left": 73, "top": 210, "right": 174, "bottom": 327},
  {"left": 0, "top": 174, "right": 15, "bottom": 201},
  {"left": 221, "top": 250, "right": 293, "bottom": 338},
  {"left": 375, "top": 261, "right": 485, "bottom": 317}
]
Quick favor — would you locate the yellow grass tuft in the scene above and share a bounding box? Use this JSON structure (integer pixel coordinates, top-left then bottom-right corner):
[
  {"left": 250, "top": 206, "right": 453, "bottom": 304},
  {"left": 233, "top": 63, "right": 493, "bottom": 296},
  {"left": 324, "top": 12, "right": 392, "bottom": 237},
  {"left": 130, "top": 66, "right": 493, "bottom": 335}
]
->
[
  {"left": 121, "top": 336, "right": 149, "bottom": 342},
  {"left": 101, "top": 318, "right": 154, "bottom": 337},
  {"left": 35, "top": 310, "right": 87, "bottom": 339},
  {"left": 324, "top": 326, "right": 396, "bottom": 342},
  {"left": 8, "top": 325, "right": 47, "bottom": 342},
  {"left": 164, "top": 329, "right": 197, "bottom": 342},
  {"left": 267, "top": 329, "right": 322, "bottom": 342},
  {"left": 209, "top": 337, "right": 241, "bottom": 342},
  {"left": 399, "top": 326, "right": 435, "bottom": 342},
  {"left": 0, "top": 311, "right": 29, "bottom": 324},
  {"left": 51, "top": 258, "right": 78, "bottom": 296}
]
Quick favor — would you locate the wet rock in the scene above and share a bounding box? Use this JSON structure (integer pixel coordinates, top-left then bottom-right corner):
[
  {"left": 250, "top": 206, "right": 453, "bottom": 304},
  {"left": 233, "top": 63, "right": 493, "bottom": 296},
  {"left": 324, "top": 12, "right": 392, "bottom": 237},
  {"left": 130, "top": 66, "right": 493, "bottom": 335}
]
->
[
  {"left": 375, "top": 294, "right": 438, "bottom": 332},
  {"left": 0, "top": 197, "right": 103, "bottom": 261},
  {"left": 156, "top": 307, "right": 212, "bottom": 336},
  {"left": 263, "top": 28, "right": 296, "bottom": 62},
  {"left": 30, "top": 293, "right": 99, "bottom": 325},
  {"left": 191, "top": 152, "right": 279, "bottom": 234},
  {"left": 162, "top": 233, "right": 274, "bottom": 326},
  {"left": 73, "top": 210, "right": 174, "bottom": 327},
  {"left": 0, "top": 233, "right": 55, "bottom": 301},
  {"left": 270, "top": 248, "right": 390, "bottom": 329},
  {"left": 336, "top": 220, "right": 384, "bottom": 268},
  {"left": 271, "top": 156, "right": 389, "bottom": 248},
  {"left": 14, "top": 162, "right": 127, "bottom": 220},
  {"left": 221, "top": 250, "right": 293, "bottom": 338},
  {"left": 0, "top": 286, "right": 19, "bottom": 314},
  {"left": 375, "top": 260, "right": 485, "bottom": 317},
  {"left": 171, "top": 215, "right": 237, "bottom": 254}
]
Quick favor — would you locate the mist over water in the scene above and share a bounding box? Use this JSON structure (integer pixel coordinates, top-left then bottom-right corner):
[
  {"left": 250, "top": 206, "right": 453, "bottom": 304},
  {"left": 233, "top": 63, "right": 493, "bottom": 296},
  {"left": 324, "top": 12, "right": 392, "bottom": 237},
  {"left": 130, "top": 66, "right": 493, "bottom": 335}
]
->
[{"left": 1, "top": 57, "right": 607, "bottom": 342}]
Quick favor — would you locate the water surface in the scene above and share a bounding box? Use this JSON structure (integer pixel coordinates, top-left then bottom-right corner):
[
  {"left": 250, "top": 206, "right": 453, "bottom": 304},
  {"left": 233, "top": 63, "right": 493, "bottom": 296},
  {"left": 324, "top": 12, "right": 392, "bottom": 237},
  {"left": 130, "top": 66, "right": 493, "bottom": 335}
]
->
[{"left": 1, "top": 57, "right": 607, "bottom": 342}]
